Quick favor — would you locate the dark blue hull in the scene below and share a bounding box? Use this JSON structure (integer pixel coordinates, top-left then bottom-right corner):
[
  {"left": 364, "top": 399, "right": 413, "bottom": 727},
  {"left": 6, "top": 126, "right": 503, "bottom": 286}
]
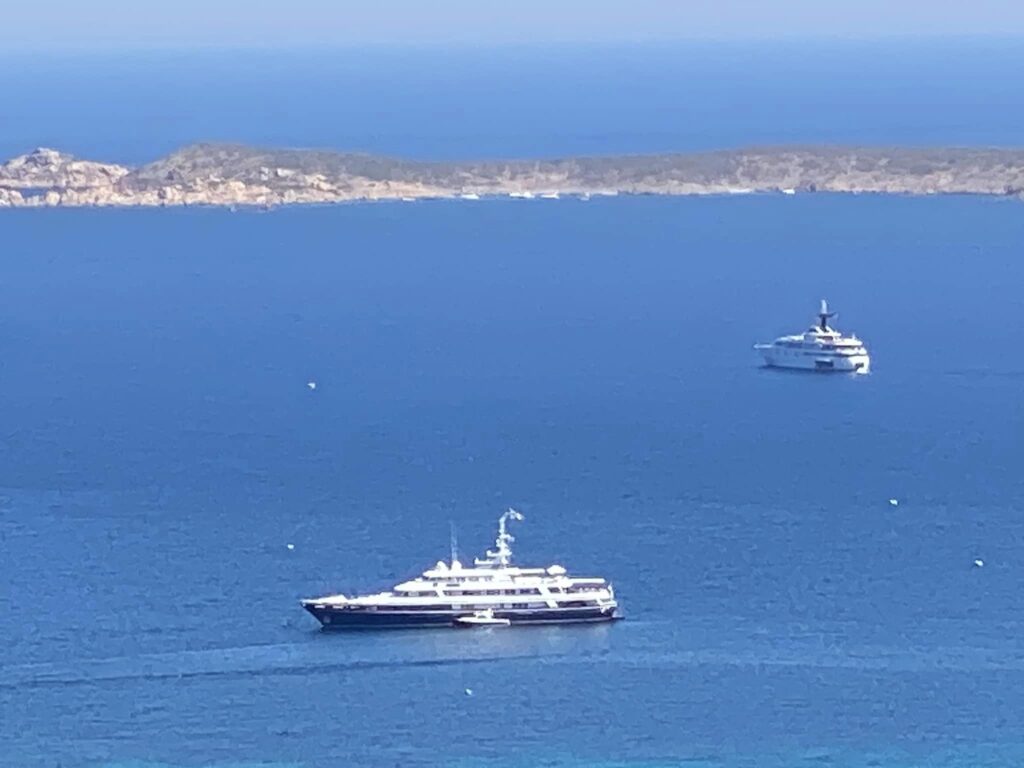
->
[{"left": 303, "top": 603, "right": 619, "bottom": 630}]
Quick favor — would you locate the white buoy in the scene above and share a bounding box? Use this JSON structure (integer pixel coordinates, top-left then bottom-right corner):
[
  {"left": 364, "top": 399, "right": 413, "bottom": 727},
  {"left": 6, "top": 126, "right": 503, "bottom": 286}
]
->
[
  {"left": 888, "top": 499, "right": 899, "bottom": 506},
  {"left": 307, "top": 381, "right": 317, "bottom": 391},
  {"left": 464, "top": 688, "right": 473, "bottom": 696},
  {"left": 974, "top": 559, "right": 984, "bottom": 568},
  {"left": 286, "top": 543, "right": 295, "bottom": 551}
]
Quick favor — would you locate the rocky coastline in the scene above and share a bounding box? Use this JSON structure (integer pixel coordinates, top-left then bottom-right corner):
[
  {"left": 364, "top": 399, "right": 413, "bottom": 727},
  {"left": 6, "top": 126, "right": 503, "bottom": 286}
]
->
[{"left": 2, "top": 143, "right": 1024, "bottom": 208}]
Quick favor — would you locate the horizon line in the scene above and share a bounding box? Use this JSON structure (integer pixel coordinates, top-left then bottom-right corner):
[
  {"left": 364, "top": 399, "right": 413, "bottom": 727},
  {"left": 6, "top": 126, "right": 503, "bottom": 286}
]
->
[{"left": 3, "top": 33, "right": 1024, "bottom": 56}]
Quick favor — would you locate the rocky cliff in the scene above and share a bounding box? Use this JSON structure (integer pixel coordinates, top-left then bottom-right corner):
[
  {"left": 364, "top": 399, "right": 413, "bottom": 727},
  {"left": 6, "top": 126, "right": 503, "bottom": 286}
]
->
[{"left": 2, "top": 143, "right": 1024, "bottom": 208}]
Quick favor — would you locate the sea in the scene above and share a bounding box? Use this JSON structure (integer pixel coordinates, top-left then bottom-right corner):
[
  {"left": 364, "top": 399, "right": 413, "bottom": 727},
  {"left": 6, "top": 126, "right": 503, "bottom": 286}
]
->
[{"left": 2, "top": 41, "right": 1024, "bottom": 768}]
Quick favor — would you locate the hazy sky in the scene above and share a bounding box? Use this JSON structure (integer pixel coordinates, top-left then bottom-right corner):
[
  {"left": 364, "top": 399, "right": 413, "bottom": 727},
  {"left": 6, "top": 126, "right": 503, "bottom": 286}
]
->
[{"left": 4, "top": 0, "right": 1024, "bottom": 50}]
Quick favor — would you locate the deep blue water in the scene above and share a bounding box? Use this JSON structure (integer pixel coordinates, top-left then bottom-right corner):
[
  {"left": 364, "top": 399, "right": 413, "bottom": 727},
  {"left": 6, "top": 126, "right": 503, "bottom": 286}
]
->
[
  {"left": 4, "top": 43, "right": 1024, "bottom": 768},
  {"left": 3, "top": 195, "right": 1024, "bottom": 768},
  {"left": 3, "top": 40, "right": 1024, "bottom": 163}
]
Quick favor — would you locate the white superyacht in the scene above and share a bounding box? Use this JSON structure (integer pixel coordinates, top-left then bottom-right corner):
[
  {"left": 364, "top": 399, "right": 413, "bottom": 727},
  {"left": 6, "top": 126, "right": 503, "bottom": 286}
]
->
[
  {"left": 301, "top": 509, "right": 620, "bottom": 630},
  {"left": 755, "top": 300, "right": 870, "bottom": 373}
]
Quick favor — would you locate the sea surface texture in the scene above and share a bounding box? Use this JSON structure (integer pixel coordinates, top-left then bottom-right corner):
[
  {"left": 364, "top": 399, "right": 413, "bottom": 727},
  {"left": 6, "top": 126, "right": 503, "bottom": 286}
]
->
[{"left": 2, "top": 43, "right": 1024, "bottom": 768}]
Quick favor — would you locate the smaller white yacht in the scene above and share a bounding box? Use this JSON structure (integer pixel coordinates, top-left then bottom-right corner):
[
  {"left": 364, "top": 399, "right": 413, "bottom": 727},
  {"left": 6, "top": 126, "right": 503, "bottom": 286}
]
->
[{"left": 755, "top": 300, "right": 870, "bottom": 373}]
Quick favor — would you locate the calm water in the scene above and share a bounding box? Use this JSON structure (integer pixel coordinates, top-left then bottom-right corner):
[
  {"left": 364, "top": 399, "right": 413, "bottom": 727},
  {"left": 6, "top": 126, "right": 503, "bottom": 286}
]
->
[
  {"left": 3, "top": 194, "right": 1024, "bottom": 768},
  {"left": 3, "top": 40, "right": 1024, "bottom": 163},
  {"left": 3, "top": 44, "right": 1024, "bottom": 768}
]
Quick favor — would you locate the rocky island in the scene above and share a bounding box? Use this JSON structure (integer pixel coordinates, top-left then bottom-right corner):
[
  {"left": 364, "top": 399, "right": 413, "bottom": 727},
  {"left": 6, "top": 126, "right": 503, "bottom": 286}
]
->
[{"left": 2, "top": 143, "right": 1024, "bottom": 208}]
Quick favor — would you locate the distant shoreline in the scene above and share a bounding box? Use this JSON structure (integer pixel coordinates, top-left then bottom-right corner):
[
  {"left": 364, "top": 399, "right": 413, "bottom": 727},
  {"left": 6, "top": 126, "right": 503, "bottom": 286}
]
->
[{"left": 3, "top": 143, "right": 1024, "bottom": 209}]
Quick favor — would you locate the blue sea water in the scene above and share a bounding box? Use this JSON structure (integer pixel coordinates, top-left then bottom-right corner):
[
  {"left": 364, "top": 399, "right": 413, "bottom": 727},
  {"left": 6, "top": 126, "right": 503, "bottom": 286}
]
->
[
  {"left": 3, "top": 43, "right": 1024, "bottom": 768},
  {"left": 4, "top": 39, "right": 1024, "bottom": 162}
]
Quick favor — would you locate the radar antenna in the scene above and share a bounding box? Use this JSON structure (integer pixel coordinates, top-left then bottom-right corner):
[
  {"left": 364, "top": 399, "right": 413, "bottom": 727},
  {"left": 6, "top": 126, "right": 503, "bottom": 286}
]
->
[
  {"left": 818, "top": 299, "right": 837, "bottom": 331},
  {"left": 476, "top": 508, "right": 524, "bottom": 567}
]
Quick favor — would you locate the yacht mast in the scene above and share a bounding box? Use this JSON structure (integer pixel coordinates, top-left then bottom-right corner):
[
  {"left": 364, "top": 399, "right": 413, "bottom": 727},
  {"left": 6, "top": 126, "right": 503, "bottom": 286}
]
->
[
  {"left": 818, "top": 299, "right": 836, "bottom": 331},
  {"left": 476, "top": 508, "right": 524, "bottom": 567},
  {"left": 449, "top": 521, "right": 460, "bottom": 567}
]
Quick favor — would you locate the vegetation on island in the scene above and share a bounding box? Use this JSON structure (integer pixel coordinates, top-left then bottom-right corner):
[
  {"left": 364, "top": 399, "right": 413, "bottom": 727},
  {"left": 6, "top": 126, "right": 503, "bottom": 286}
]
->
[{"left": 2, "top": 143, "right": 1024, "bottom": 207}]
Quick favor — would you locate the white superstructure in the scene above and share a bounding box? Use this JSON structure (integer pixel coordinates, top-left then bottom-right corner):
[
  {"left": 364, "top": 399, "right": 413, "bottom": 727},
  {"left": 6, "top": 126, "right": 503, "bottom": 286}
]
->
[
  {"left": 301, "top": 509, "right": 620, "bottom": 629},
  {"left": 755, "top": 300, "right": 870, "bottom": 373}
]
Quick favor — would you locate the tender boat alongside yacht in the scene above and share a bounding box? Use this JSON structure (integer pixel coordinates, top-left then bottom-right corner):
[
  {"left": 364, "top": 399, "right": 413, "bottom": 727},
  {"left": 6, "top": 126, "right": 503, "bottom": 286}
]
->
[
  {"left": 455, "top": 610, "right": 511, "bottom": 628},
  {"left": 301, "top": 509, "right": 620, "bottom": 630},
  {"left": 755, "top": 300, "right": 870, "bottom": 373}
]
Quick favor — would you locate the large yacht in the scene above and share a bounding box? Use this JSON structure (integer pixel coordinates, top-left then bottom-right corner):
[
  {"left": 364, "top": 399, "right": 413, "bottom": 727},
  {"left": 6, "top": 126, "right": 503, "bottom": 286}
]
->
[
  {"left": 755, "top": 300, "right": 870, "bottom": 373},
  {"left": 301, "top": 510, "right": 620, "bottom": 630}
]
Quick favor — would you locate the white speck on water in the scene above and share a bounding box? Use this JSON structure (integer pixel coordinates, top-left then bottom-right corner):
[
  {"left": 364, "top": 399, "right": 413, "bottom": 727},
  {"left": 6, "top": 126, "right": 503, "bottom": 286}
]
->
[
  {"left": 889, "top": 498, "right": 899, "bottom": 506},
  {"left": 464, "top": 688, "right": 473, "bottom": 696},
  {"left": 974, "top": 559, "right": 985, "bottom": 568},
  {"left": 287, "top": 543, "right": 295, "bottom": 551},
  {"left": 307, "top": 381, "right": 317, "bottom": 391}
]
